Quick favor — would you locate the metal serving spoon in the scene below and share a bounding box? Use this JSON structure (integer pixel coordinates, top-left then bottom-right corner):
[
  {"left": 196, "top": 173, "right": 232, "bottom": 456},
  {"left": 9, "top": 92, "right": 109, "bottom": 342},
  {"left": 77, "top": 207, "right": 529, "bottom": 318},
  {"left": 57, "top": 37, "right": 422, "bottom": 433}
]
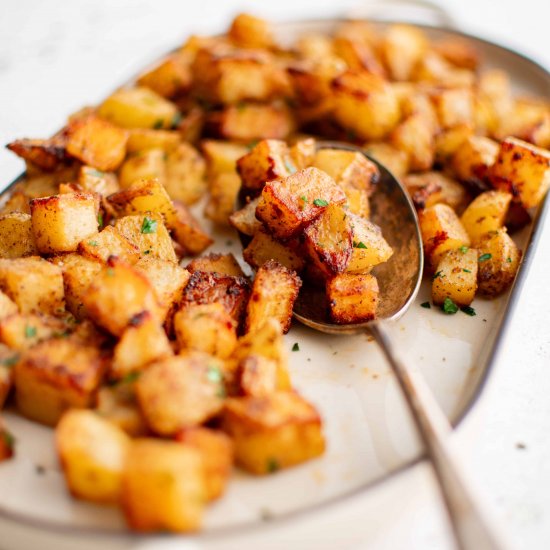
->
[{"left": 241, "top": 141, "right": 508, "bottom": 550}]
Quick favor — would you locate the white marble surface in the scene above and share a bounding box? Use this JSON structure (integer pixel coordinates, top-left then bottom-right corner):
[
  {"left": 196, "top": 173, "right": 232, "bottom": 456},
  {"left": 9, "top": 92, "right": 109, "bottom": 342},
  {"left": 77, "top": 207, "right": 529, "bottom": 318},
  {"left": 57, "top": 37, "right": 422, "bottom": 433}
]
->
[{"left": 1, "top": 1, "right": 549, "bottom": 549}]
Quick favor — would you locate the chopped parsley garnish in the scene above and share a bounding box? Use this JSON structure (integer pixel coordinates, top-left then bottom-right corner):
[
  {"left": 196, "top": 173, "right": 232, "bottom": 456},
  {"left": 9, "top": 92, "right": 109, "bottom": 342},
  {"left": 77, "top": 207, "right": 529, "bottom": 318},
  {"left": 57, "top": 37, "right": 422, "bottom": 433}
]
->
[
  {"left": 313, "top": 198, "right": 329, "bottom": 207},
  {"left": 246, "top": 140, "right": 259, "bottom": 151},
  {"left": 143, "top": 249, "right": 151, "bottom": 255},
  {"left": 432, "top": 270, "right": 444, "bottom": 281},
  {"left": 89, "top": 169, "right": 104, "bottom": 178},
  {"left": 97, "top": 212, "right": 104, "bottom": 229},
  {"left": 441, "top": 297, "right": 458, "bottom": 314},
  {"left": 121, "top": 371, "right": 141, "bottom": 384},
  {"left": 206, "top": 365, "right": 223, "bottom": 384},
  {"left": 478, "top": 253, "right": 492, "bottom": 262},
  {"left": 353, "top": 241, "right": 368, "bottom": 249},
  {"left": 459, "top": 245, "right": 469, "bottom": 254},
  {"left": 171, "top": 112, "right": 182, "bottom": 128},
  {"left": 463, "top": 268, "right": 471, "bottom": 273},
  {"left": 284, "top": 159, "right": 297, "bottom": 174},
  {"left": 2, "top": 430, "right": 15, "bottom": 450},
  {"left": 506, "top": 257, "right": 513, "bottom": 263},
  {"left": 152, "top": 119, "right": 165, "bottom": 129},
  {"left": 300, "top": 195, "right": 308, "bottom": 203},
  {"left": 53, "top": 330, "right": 70, "bottom": 339},
  {"left": 292, "top": 342, "right": 300, "bottom": 352},
  {"left": 461, "top": 306, "right": 476, "bottom": 316},
  {"left": 141, "top": 216, "right": 158, "bottom": 234},
  {"left": 266, "top": 458, "right": 279, "bottom": 473},
  {"left": 2, "top": 354, "right": 19, "bottom": 368},
  {"left": 88, "top": 240, "right": 99, "bottom": 247},
  {"left": 420, "top": 302, "right": 431, "bottom": 309},
  {"left": 24, "top": 325, "right": 37, "bottom": 338}
]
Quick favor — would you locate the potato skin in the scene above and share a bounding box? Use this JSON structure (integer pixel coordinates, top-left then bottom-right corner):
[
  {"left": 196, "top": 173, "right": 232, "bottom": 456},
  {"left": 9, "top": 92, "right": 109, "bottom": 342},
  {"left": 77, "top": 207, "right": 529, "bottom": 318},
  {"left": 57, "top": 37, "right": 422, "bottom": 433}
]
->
[
  {"left": 432, "top": 248, "right": 478, "bottom": 306},
  {"left": 326, "top": 272, "right": 379, "bottom": 324},
  {"left": 0, "top": 213, "right": 37, "bottom": 259}
]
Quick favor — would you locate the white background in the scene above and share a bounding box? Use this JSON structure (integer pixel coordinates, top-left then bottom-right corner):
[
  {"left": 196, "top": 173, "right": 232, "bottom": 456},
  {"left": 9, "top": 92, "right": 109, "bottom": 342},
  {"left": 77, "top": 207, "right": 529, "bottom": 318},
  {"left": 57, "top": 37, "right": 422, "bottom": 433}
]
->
[{"left": 0, "top": 1, "right": 549, "bottom": 549}]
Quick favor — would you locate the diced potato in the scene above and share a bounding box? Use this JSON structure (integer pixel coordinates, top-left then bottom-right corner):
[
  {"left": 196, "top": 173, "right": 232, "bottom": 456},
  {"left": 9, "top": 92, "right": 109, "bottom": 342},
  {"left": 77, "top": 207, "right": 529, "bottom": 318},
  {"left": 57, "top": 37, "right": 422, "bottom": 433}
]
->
[
  {"left": 229, "top": 197, "right": 262, "bottom": 236},
  {"left": 414, "top": 51, "right": 475, "bottom": 88},
  {"left": 236, "top": 354, "right": 279, "bottom": 398},
  {"left": 65, "top": 115, "right": 128, "bottom": 171},
  {"left": 98, "top": 86, "right": 179, "bottom": 130},
  {"left": 245, "top": 260, "right": 301, "bottom": 335},
  {"left": 0, "top": 291, "right": 18, "bottom": 320},
  {"left": 290, "top": 138, "right": 316, "bottom": 170},
  {"left": 333, "top": 36, "right": 386, "bottom": 77},
  {"left": 0, "top": 348, "right": 16, "bottom": 408},
  {"left": 77, "top": 225, "right": 140, "bottom": 265},
  {"left": 431, "top": 88, "right": 474, "bottom": 129},
  {"left": 460, "top": 190, "right": 512, "bottom": 243},
  {"left": 187, "top": 253, "right": 245, "bottom": 277},
  {"left": 136, "top": 354, "right": 225, "bottom": 435},
  {"left": 14, "top": 338, "right": 105, "bottom": 426},
  {"left": 6, "top": 137, "right": 68, "bottom": 172},
  {"left": 78, "top": 166, "right": 120, "bottom": 197},
  {"left": 344, "top": 187, "right": 370, "bottom": 218},
  {"left": 119, "top": 149, "right": 166, "bottom": 189},
  {"left": 95, "top": 385, "right": 148, "bottom": 437},
  {"left": 83, "top": 258, "right": 162, "bottom": 337},
  {"left": 478, "top": 69, "right": 513, "bottom": 123},
  {"left": 175, "top": 427, "right": 233, "bottom": 501},
  {"left": 228, "top": 13, "right": 274, "bottom": 49},
  {"left": 390, "top": 114, "right": 435, "bottom": 172},
  {"left": 0, "top": 313, "right": 68, "bottom": 351},
  {"left": 137, "top": 53, "right": 192, "bottom": 99},
  {"left": 31, "top": 193, "right": 98, "bottom": 254},
  {"left": 451, "top": 136, "right": 499, "bottom": 182},
  {"left": 222, "top": 391, "right": 325, "bottom": 474},
  {"left": 433, "top": 123, "right": 474, "bottom": 165},
  {"left": 201, "top": 140, "right": 249, "bottom": 177},
  {"left": 434, "top": 38, "right": 479, "bottom": 70},
  {"left": 1, "top": 191, "right": 31, "bottom": 215},
  {"left": 126, "top": 129, "right": 181, "bottom": 154},
  {"left": 346, "top": 215, "right": 393, "bottom": 273},
  {"left": 243, "top": 227, "right": 305, "bottom": 272},
  {"left": 170, "top": 201, "right": 213, "bottom": 255},
  {"left": 121, "top": 439, "right": 205, "bottom": 533},
  {"left": 256, "top": 167, "right": 345, "bottom": 239},
  {"left": 364, "top": 142, "right": 409, "bottom": 179},
  {"left": 165, "top": 143, "right": 207, "bottom": 205},
  {"left": 505, "top": 202, "right": 532, "bottom": 233},
  {"left": 404, "top": 172, "right": 470, "bottom": 212},
  {"left": 112, "top": 311, "right": 173, "bottom": 379},
  {"left": 326, "top": 272, "right": 379, "bottom": 323},
  {"left": 174, "top": 303, "right": 237, "bottom": 359},
  {"left": 432, "top": 247, "right": 478, "bottom": 306},
  {"left": 488, "top": 137, "right": 550, "bottom": 209},
  {"left": 476, "top": 229, "right": 521, "bottom": 297},
  {"left": 56, "top": 410, "right": 130, "bottom": 504},
  {"left": 331, "top": 71, "right": 400, "bottom": 140},
  {"left": 0, "top": 257, "right": 64, "bottom": 315},
  {"left": 418, "top": 203, "right": 471, "bottom": 268},
  {"left": 0, "top": 419, "right": 15, "bottom": 461},
  {"left": 0, "top": 212, "right": 37, "bottom": 258},
  {"left": 382, "top": 24, "right": 427, "bottom": 81}
]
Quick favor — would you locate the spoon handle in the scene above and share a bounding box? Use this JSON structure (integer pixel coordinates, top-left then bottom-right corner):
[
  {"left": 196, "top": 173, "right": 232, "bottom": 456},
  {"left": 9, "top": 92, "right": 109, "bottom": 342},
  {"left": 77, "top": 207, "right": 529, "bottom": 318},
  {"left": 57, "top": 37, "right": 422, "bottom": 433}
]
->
[{"left": 370, "top": 321, "right": 510, "bottom": 550}]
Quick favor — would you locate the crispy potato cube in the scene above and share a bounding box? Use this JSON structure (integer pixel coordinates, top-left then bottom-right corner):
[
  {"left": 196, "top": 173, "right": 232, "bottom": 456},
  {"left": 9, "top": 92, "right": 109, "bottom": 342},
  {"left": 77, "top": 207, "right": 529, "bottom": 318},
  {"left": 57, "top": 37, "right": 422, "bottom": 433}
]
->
[
  {"left": 460, "top": 190, "right": 512, "bottom": 243},
  {"left": 56, "top": 410, "right": 130, "bottom": 504},
  {"left": 0, "top": 419, "right": 15, "bottom": 461},
  {"left": 165, "top": 143, "right": 207, "bottom": 205},
  {"left": 476, "top": 229, "right": 521, "bottom": 297},
  {"left": 333, "top": 36, "right": 386, "bottom": 77},
  {"left": 137, "top": 53, "right": 192, "bottom": 99},
  {"left": 78, "top": 166, "right": 120, "bottom": 196},
  {"left": 290, "top": 138, "right": 316, "bottom": 170},
  {"left": 433, "top": 123, "right": 474, "bottom": 165},
  {"left": 331, "top": 71, "right": 400, "bottom": 140},
  {"left": 14, "top": 338, "right": 105, "bottom": 426},
  {"left": 364, "top": 142, "right": 409, "bottom": 179},
  {"left": 112, "top": 311, "right": 173, "bottom": 379},
  {"left": 326, "top": 272, "right": 379, "bottom": 323},
  {"left": 30, "top": 193, "right": 98, "bottom": 254},
  {"left": 83, "top": 259, "right": 162, "bottom": 337},
  {"left": 0, "top": 313, "right": 67, "bottom": 351},
  {"left": 0, "top": 291, "right": 18, "bottom": 320},
  {"left": 0, "top": 257, "right": 64, "bottom": 315},
  {"left": 98, "top": 86, "right": 179, "bottom": 130},
  {"left": 432, "top": 88, "right": 474, "bottom": 129},
  {"left": 187, "top": 253, "right": 244, "bottom": 277},
  {"left": 346, "top": 216, "right": 393, "bottom": 274},
  {"left": 201, "top": 140, "right": 249, "bottom": 177},
  {"left": 488, "top": 137, "right": 550, "bottom": 209},
  {"left": 451, "top": 135, "right": 499, "bottom": 182},
  {"left": 228, "top": 13, "right": 274, "bottom": 49},
  {"left": 245, "top": 260, "right": 301, "bottom": 335},
  {"left": 434, "top": 38, "right": 479, "bottom": 70},
  {"left": 65, "top": 115, "right": 128, "bottom": 171},
  {"left": 95, "top": 386, "right": 148, "bottom": 437},
  {"left": 432, "top": 248, "right": 478, "bottom": 306},
  {"left": 415, "top": 51, "right": 475, "bottom": 87},
  {"left": 478, "top": 69, "right": 513, "bottom": 122},
  {"left": 229, "top": 197, "right": 262, "bottom": 236},
  {"left": 236, "top": 354, "right": 280, "bottom": 398},
  {"left": 205, "top": 172, "right": 242, "bottom": 225},
  {"left": 1, "top": 191, "right": 31, "bottom": 215},
  {"left": 304, "top": 204, "right": 352, "bottom": 277},
  {"left": 126, "top": 128, "right": 181, "bottom": 154},
  {"left": 0, "top": 212, "right": 37, "bottom": 258},
  {"left": 6, "top": 137, "right": 68, "bottom": 172},
  {"left": 175, "top": 427, "right": 233, "bottom": 501},
  {"left": 136, "top": 354, "right": 225, "bottom": 435},
  {"left": 174, "top": 303, "right": 237, "bottom": 359},
  {"left": 390, "top": 114, "right": 435, "bottom": 172},
  {"left": 505, "top": 202, "right": 532, "bottom": 233},
  {"left": 222, "top": 391, "right": 325, "bottom": 474},
  {"left": 121, "top": 439, "right": 205, "bottom": 533},
  {"left": 344, "top": 187, "right": 370, "bottom": 218},
  {"left": 256, "top": 167, "right": 345, "bottom": 239},
  {"left": 404, "top": 171, "right": 470, "bottom": 212},
  {"left": 419, "top": 204, "right": 471, "bottom": 268},
  {"left": 236, "top": 139, "right": 295, "bottom": 194},
  {"left": 119, "top": 149, "right": 166, "bottom": 189},
  {"left": 170, "top": 201, "right": 213, "bottom": 255},
  {"left": 77, "top": 225, "right": 140, "bottom": 265},
  {"left": 382, "top": 24, "right": 427, "bottom": 81}
]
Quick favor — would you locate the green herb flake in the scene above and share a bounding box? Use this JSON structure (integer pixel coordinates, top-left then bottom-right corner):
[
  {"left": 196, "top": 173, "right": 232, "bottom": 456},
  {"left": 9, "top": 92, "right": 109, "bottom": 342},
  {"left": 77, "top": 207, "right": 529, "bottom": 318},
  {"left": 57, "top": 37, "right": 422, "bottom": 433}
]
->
[
  {"left": 89, "top": 169, "right": 104, "bottom": 178},
  {"left": 246, "top": 140, "right": 259, "bottom": 151},
  {"left": 284, "top": 159, "right": 297, "bottom": 174},
  {"left": 441, "top": 297, "right": 459, "bottom": 315},
  {"left": 121, "top": 371, "right": 141, "bottom": 385},
  {"left": 459, "top": 245, "right": 469, "bottom": 254},
  {"left": 461, "top": 306, "right": 476, "bottom": 317},
  {"left": 2, "top": 430, "right": 15, "bottom": 451},
  {"left": 420, "top": 302, "right": 431, "bottom": 309},
  {"left": 2, "top": 354, "right": 19, "bottom": 368},
  {"left": 506, "top": 257, "right": 513, "bottom": 263},
  {"left": 236, "top": 102, "right": 247, "bottom": 112},
  {"left": 300, "top": 195, "right": 308, "bottom": 203},
  {"left": 292, "top": 342, "right": 300, "bottom": 352},
  {"left": 88, "top": 240, "right": 99, "bottom": 247},
  {"left": 24, "top": 325, "right": 37, "bottom": 339},
  {"left": 143, "top": 249, "right": 151, "bottom": 255},
  {"left": 152, "top": 119, "right": 165, "bottom": 129},
  {"left": 353, "top": 241, "right": 368, "bottom": 249},
  {"left": 206, "top": 365, "right": 223, "bottom": 384},
  {"left": 313, "top": 198, "right": 329, "bottom": 207},
  {"left": 140, "top": 216, "right": 158, "bottom": 234},
  {"left": 432, "top": 270, "right": 444, "bottom": 281},
  {"left": 53, "top": 330, "right": 70, "bottom": 339},
  {"left": 266, "top": 458, "right": 280, "bottom": 473},
  {"left": 97, "top": 212, "right": 104, "bottom": 229},
  {"left": 171, "top": 112, "right": 182, "bottom": 128},
  {"left": 478, "top": 253, "right": 492, "bottom": 262},
  {"left": 463, "top": 268, "right": 472, "bottom": 273}
]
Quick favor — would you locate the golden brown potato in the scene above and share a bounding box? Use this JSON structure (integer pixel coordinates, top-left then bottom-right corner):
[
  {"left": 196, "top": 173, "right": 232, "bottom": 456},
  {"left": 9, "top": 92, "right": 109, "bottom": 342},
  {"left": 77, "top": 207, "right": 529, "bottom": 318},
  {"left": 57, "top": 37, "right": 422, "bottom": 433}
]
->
[
  {"left": 431, "top": 88, "right": 474, "bottom": 129},
  {"left": 1, "top": 191, "right": 31, "bottom": 215},
  {"left": 460, "top": 190, "right": 512, "bottom": 243},
  {"left": 6, "top": 137, "right": 68, "bottom": 172},
  {"left": 170, "top": 201, "right": 213, "bottom": 256},
  {"left": 333, "top": 36, "right": 386, "bottom": 77},
  {"left": 414, "top": 51, "right": 475, "bottom": 88},
  {"left": 290, "top": 137, "right": 316, "bottom": 170},
  {"left": 382, "top": 24, "right": 427, "bottom": 81},
  {"left": 0, "top": 313, "right": 68, "bottom": 352},
  {"left": 95, "top": 385, "right": 148, "bottom": 437},
  {"left": 57, "top": 410, "right": 130, "bottom": 504},
  {"left": 121, "top": 438, "right": 205, "bottom": 532},
  {"left": 326, "top": 272, "right": 379, "bottom": 323},
  {"left": 0, "top": 291, "right": 18, "bottom": 321},
  {"left": 31, "top": 193, "right": 98, "bottom": 254},
  {"left": 77, "top": 225, "right": 140, "bottom": 265},
  {"left": 201, "top": 140, "right": 249, "bottom": 177},
  {"left": 433, "top": 123, "right": 475, "bottom": 165},
  {"left": 432, "top": 247, "right": 478, "bottom": 306},
  {"left": 364, "top": 142, "right": 410, "bottom": 180},
  {"left": 236, "top": 354, "right": 279, "bottom": 398},
  {"left": 119, "top": 149, "right": 166, "bottom": 189},
  {"left": 390, "top": 113, "right": 435, "bottom": 172},
  {"left": 451, "top": 135, "right": 499, "bottom": 182},
  {"left": 229, "top": 197, "right": 262, "bottom": 236},
  {"left": 187, "top": 252, "right": 245, "bottom": 277},
  {"left": 0, "top": 257, "right": 65, "bottom": 315},
  {"left": 478, "top": 69, "right": 513, "bottom": 125},
  {"left": 222, "top": 391, "right": 325, "bottom": 475},
  {"left": 228, "top": 13, "right": 275, "bottom": 49},
  {"left": 78, "top": 166, "right": 120, "bottom": 197},
  {"left": 0, "top": 212, "right": 37, "bottom": 258},
  {"left": 434, "top": 38, "right": 479, "bottom": 70},
  {"left": 136, "top": 354, "right": 225, "bottom": 435},
  {"left": 165, "top": 143, "right": 207, "bottom": 205},
  {"left": 204, "top": 172, "right": 241, "bottom": 226},
  {"left": 137, "top": 53, "right": 192, "bottom": 99},
  {"left": 245, "top": 260, "right": 301, "bottom": 335},
  {"left": 126, "top": 128, "right": 181, "bottom": 154},
  {"left": 0, "top": 347, "right": 16, "bottom": 408},
  {"left": 404, "top": 171, "right": 470, "bottom": 213}
]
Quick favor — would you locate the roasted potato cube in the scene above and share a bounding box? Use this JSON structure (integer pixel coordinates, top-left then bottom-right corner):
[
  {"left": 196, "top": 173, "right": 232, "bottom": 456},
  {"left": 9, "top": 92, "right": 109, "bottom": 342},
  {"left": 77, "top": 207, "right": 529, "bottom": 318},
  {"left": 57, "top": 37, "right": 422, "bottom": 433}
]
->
[
  {"left": 176, "top": 427, "right": 233, "bottom": 501},
  {"left": 0, "top": 257, "right": 64, "bottom": 315},
  {"left": 505, "top": 202, "right": 532, "bottom": 233},
  {"left": 404, "top": 171, "right": 470, "bottom": 212},
  {"left": 451, "top": 136, "right": 499, "bottom": 183},
  {"left": 434, "top": 38, "right": 479, "bottom": 70},
  {"left": 415, "top": 51, "right": 475, "bottom": 87},
  {"left": 245, "top": 260, "right": 301, "bottom": 335},
  {"left": 119, "top": 149, "right": 166, "bottom": 189},
  {"left": 187, "top": 253, "right": 245, "bottom": 277},
  {"left": 65, "top": 115, "right": 128, "bottom": 171},
  {"left": 137, "top": 53, "right": 192, "bottom": 99},
  {"left": 0, "top": 291, "right": 18, "bottom": 320},
  {"left": 229, "top": 197, "right": 262, "bottom": 236},
  {"left": 56, "top": 410, "right": 130, "bottom": 504},
  {"left": 326, "top": 272, "right": 379, "bottom": 323},
  {"left": 390, "top": 114, "right": 435, "bottom": 172},
  {"left": 431, "top": 88, "right": 474, "bottom": 129},
  {"left": 0, "top": 419, "right": 15, "bottom": 461},
  {"left": 478, "top": 69, "right": 513, "bottom": 122},
  {"left": 112, "top": 311, "right": 173, "bottom": 380},
  {"left": 174, "top": 303, "right": 237, "bottom": 359},
  {"left": 6, "top": 137, "right": 68, "bottom": 172},
  {"left": 0, "top": 313, "right": 67, "bottom": 351},
  {"left": 476, "top": 229, "right": 521, "bottom": 297},
  {"left": 98, "top": 86, "right": 179, "bottom": 130},
  {"left": 14, "top": 338, "right": 105, "bottom": 426},
  {"left": 228, "top": 13, "right": 274, "bottom": 49},
  {"left": 0, "top": 212, "right": 37, "bottom": 258},
  {"left": 488, "top": 137, "right": 550, "bottom": 209},
  {"left": 78, "top": 166, "right": 120, "bottom": 196},
  {"left": 460, "top": 190, "right": 512, "bottom": 243},
  {"left": 256, "top": 167, "right": 345, "bottom": 239},
  {"left": 289, "top": 138, "right": 316, "bottom": 170},
  {"left": 126, "top": 128, "right": 181, "bottom": 154},
  {"left": 243, "top": 227, "right": 305, "bottom": 273},
  {"left": 1, "top": 191, "right": 31, "bottom": 215},
  {"left": 331, "top": 71, "right": 400, "bottom": 140},
  {"left": 419, "top": 204, "right": 471, "bottom": 268},
  {"left": 236, "top": 139, "right": 295, "bottom": 194},
  {"left": 433, "top": 123, "right": 475, "bottom": 165},
  {"left": 95, "top": 386, "right": 148, "bottom": 437},
  {"left": 83, "top": 258, "right": 162, "bottom": 337},
  {"left": 170, "top": 201, "right": 213, "bottom": 255},
  {"left": 77, "top": 225, "right": 140, "bottom": 265},
  {"left": 344, "top": 187, "right": 370, "bottom": 218},
  {"left": 222, "top": 391, "right": 325, "bottom": 474},
  {"left": 121, "top": 439, "right": 205, "bottom": 533},
  {"left": 201, "top": 140, "right": 249, "bottom": 177},
  {"left": 382, "top": 24, "right": 427, "bottom": 81},
  {"left": 165, "top": 143, "right": 207, "bottom": 205},
  {"left": 346, "top": 215, "right": 393, "bottom": 274},
  {"left": 432, "top": 247, "right": 478, "bottom": 306},
  {"left": 31, "top": 193, "right": 98, "bottom": 254},
  {"left": 236, "top": 354, "right": 279, "bottom": 398},
  {"left": 136, "top": 354, "right": 225, "bottom": 435},
  {"left": 364, "top": 142, "right": 409, "bottom": 180},
  {"left": 333, "top": 36, "right": 386, "bottom": 77}
]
